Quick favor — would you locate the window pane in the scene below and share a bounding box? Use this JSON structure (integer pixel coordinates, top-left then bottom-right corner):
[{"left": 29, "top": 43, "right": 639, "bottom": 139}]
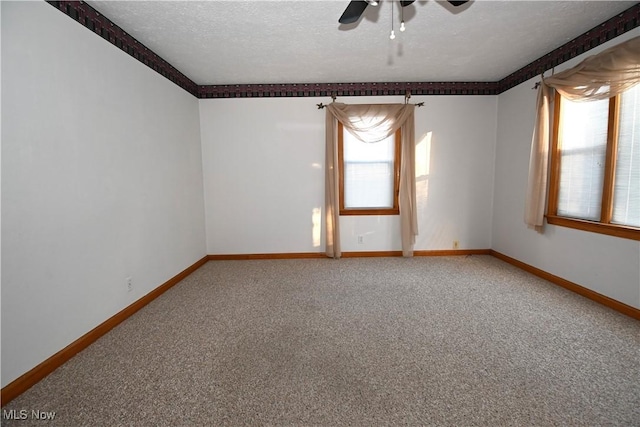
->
[
  {"left": 345, "top": 162, "right": 394, "bottom": 208},
  {"left": 557, "top": 97, "right": 609, "bottom": 221},
  {"left": 343, "top": 131, "right": 395, "bottom": 209},
  {"left": 612, "top": 84, "right": 640, "bottom": 227}
]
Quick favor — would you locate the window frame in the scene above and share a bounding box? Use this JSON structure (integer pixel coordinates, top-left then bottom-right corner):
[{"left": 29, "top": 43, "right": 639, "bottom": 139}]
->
[
  {"left": 337, "top": 122, "right": 401, "bottom": 216},
  {"left": 547, "top": 91, "right": 640, "bottom": 241}
]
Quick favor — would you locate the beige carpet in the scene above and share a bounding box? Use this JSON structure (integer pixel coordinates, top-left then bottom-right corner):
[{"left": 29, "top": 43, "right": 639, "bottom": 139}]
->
[{"left": 2, "top": 256, "right": 639, "bottom": 426}]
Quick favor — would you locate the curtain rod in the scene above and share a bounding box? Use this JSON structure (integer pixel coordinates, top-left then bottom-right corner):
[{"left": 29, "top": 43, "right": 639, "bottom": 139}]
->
[
  {"left": 532, "top": 68, "right": 554, "bottom": 90},
  {"left": 316, "top": 92, "right": 424, "bottom": 109}
]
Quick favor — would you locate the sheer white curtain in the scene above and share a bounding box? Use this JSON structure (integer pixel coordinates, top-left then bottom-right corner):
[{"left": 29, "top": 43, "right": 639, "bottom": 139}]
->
[
  {"left": 325, "top": 103, "right": 418, "bottom": 258},
  {"left": 525, "top": 36, "right": 640, "bottom": 231}
]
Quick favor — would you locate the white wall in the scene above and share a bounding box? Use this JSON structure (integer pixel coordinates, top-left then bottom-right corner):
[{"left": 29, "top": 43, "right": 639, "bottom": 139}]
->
[
  {"left": 1, "top": 1, "right": 206, "bottom": 387},
  {"left": 492, "top": 29, "right": 640, "bottom": 309},
  {"left": 200, "top": 98, "right": 326, "bottom": 254},
  {"left": 200, "top": 95, "right": 497, "bottom": 254}
]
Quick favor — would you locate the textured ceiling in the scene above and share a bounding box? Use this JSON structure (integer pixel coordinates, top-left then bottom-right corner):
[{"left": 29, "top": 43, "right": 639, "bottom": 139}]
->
[{"left": 85, "top": 1, "right": 638, "bottom": 85}]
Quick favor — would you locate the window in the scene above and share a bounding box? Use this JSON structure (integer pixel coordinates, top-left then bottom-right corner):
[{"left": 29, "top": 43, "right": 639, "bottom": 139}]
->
[
  {"left": 548, "top": 85, "right": 640, "bottom": 240},
  {"left": 337, "top": 122, "right": 401, "bottom": 215}
]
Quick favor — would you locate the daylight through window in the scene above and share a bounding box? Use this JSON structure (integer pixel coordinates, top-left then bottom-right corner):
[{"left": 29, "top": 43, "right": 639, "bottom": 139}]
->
[
  {"left": 548, "top": 85, "right": 640, "bottom": 240},
  {"left": 338, "top": 122, "right": 401, "bottom": 215}
]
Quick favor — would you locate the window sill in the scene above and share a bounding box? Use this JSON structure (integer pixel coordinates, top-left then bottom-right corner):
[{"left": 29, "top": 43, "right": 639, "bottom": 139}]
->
[
  {"left": 546, "top": 215, "right": 640, "bottom": 241},
  {"left": 340, "top": 208, "right": 400, "bottom": 216}
]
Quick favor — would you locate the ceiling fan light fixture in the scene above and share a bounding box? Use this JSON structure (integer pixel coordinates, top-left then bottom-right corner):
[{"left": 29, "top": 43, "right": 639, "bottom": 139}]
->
[
  {"left": 367, "top": 0, "right": 379, "bottom": 6},
  {"left": 389, "top": 0, "right": 395, "bottom": 40}
]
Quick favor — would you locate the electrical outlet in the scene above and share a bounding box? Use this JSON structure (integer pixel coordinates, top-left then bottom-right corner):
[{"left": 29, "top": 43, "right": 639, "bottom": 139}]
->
[
  {"left": 453, "top": 240, "right": 459, "bottom": 250},
  {"left": 357, "top": 235, "right": 364, "bottom": 244},
  {"left": 126, "top": 276, "right": 133, "bottom": 292}
]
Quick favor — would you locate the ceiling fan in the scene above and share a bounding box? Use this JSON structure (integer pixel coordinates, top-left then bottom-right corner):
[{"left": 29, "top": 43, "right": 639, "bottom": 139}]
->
[{"left": 339, "top": 0, "right": 469, "bottom": 24}]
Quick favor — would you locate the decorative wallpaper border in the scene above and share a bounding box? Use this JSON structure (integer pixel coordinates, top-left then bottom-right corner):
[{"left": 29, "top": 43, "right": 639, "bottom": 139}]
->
[
  {"left": 198, "top": 82, "right": 500, "bottom": 98},
  {"left": 47, "top": 1, "right": 199, "bottom": 97},
  {"left": 47, "top": 1, "right": 639, "bottom": 98},
  {"left": 498, "top": 3, "right": 639, "bottom": 92}
]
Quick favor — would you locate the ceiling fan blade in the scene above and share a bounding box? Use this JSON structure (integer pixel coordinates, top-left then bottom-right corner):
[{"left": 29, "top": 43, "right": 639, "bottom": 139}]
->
[
  {"left": 447, "top": 1, "right": 469, "bottom": 6},
  {"left": 339, "top": 1, "right": 369, "bottom": 24},
  {"left": 400, "top": 1, "right": 415, "bottom": 7}
]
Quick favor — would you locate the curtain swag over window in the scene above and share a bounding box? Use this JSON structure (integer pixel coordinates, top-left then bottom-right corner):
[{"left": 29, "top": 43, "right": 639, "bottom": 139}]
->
[
  {"left": 525, "top": 35, "right": 640, "bottom": 232},
  {"left": 325, "top": 103, "right": 418, "bottom": 258}
]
